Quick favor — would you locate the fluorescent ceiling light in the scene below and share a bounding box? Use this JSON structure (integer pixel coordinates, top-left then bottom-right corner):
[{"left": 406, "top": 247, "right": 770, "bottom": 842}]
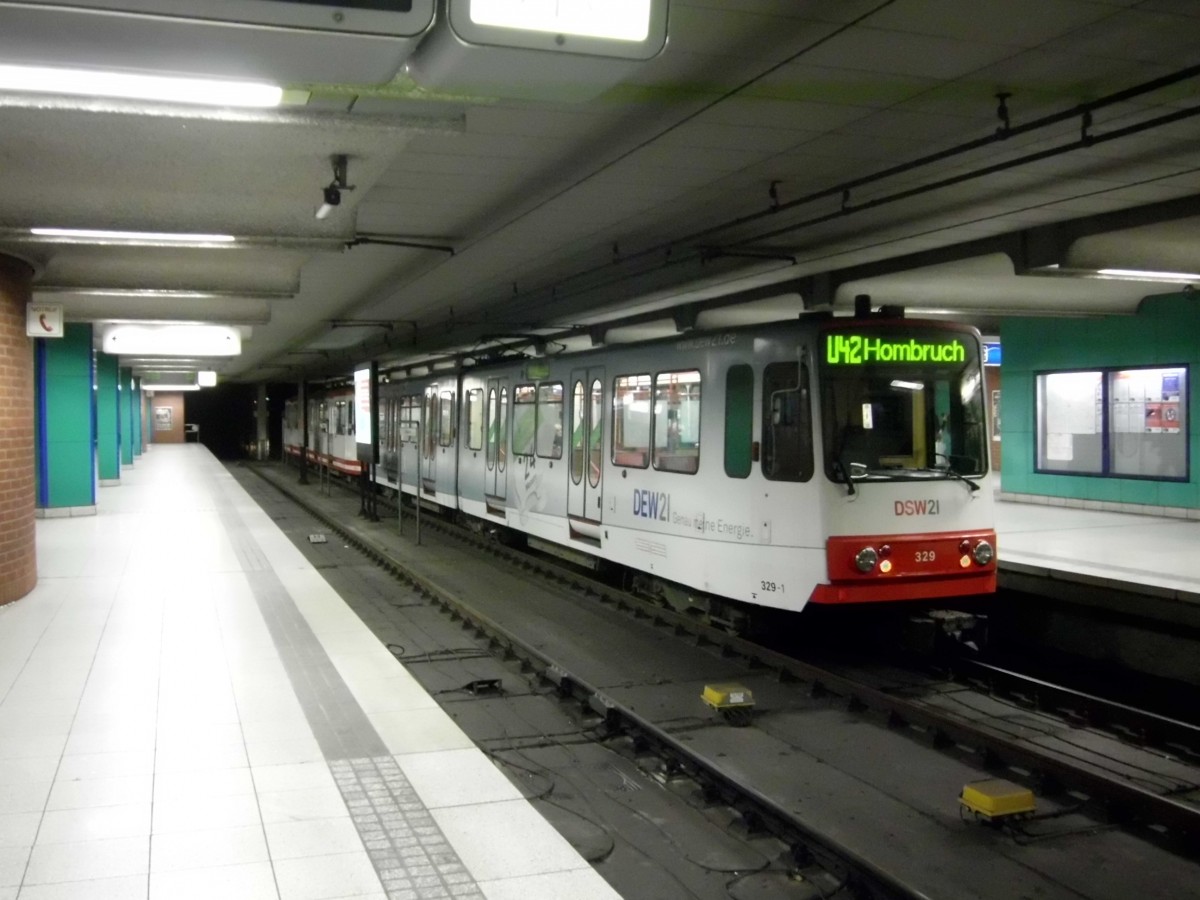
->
[
  {"left": 67, "top": 290, "right": 227, "bottom": 299},
  {"left": 0, "top": 64, "right": 281, "bottom": 107},
  {"left": 890, "top": 379, "right": 924, "bottom": 391},
  {"left": 469, "top": 0, "right": 651, "bottom": 41},
  {"left": 31, "top": 228, "right": 236, "bottom": 244},
  {"left": 1097, "top": 268, "right": 1200, "bottom": 282},
  {"left": 198, "top": 371, "right": 218, "bottom": 387},
  {"left": 145, "top": 384, "right": 201, "bottom": 392},
  {"left": 102, "top": 324, "right": 241, "bottom": 357}
]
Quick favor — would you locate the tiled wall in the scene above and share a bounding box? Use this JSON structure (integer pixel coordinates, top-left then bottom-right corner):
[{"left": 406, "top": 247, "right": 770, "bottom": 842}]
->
[{"left": 1000, "top": 292, "right": 1200, "bottom": 512}]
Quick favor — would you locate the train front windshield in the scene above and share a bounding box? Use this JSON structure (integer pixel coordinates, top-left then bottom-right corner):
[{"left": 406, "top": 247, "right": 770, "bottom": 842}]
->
[{"left": 819, "top": 325, "right": 988, "bottom": 486}]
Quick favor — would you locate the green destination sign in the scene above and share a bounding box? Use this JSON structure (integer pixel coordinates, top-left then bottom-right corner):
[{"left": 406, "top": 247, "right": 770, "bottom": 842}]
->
[{"left": 825, "top": 334, "right": 966, "bottom": 365}]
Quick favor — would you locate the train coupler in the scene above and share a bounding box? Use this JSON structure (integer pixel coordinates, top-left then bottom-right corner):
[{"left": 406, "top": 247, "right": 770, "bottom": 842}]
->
[{"left": 903, "top": 609, "right": 988, "bottom": 656}]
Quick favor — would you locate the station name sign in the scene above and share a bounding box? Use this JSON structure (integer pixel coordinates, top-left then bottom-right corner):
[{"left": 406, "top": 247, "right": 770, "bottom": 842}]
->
[{"left": 825, "top": 334, "right": 966, "bottom": 366}]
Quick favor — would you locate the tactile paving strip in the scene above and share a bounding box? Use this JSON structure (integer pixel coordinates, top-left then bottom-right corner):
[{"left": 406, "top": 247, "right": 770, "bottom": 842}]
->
[
  {"left": 214, "top": 484, "right": 485, "bottom": 899},
  {"left": 331, "top": 757, "right": 485, "bottom": 900}
]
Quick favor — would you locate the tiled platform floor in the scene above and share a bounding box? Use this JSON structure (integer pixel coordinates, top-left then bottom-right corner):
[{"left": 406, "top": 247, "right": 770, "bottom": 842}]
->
[
  {"left": 996, "top": 498, "right": 1200, "bottom": 599},
  {"left": 0, "top": 444, "right": 621, "bottom": 900}
]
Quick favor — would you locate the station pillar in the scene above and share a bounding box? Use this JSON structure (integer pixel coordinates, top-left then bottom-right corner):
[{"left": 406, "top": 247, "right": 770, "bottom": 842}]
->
[
  {"left": 256, "top": 382, "right": 268, "bottom": 460},
  {"left": 96, "top": 352, "right": 121, "bottom": 484},
  {"left": 133, "top": 375, "right": 143, "bottom": 458},
  {"left": 120, "top": 366, "right": 135, "bottom": 466},
  {"left": 34, "top": 323, "right": 97, "bottom": 516},
  {"left": 0, "top": 255, "right": 36, "bottom": 606}
]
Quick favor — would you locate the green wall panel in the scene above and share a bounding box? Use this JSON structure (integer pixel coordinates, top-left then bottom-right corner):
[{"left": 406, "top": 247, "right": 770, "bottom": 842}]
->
[
  {"left": 1000, "top": 292, "right": 1198, "bottom": 510},
  {"left": 97, "top": 353, "right": 120, "bottom": 481},
  {"left": 34, "top": 323, "right": 95, "bottom": 509},
  {"left": 133, "top": 376, "right": 143, "bottom": 457},
  {"left": 120, "top": 367, "right": 134, "bottom": 465}
]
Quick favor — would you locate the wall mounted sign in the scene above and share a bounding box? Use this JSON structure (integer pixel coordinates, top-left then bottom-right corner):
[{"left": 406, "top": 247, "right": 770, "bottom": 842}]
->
[{"left": 26, "top": 303, "right": 64, "bottom": 338}]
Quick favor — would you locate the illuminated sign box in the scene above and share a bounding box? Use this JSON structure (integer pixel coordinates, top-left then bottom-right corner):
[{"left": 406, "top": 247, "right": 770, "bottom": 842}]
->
[
  {"left": 825, "top": 335, "right": 967, "bottom": 366},
  {"left": 406, "top": 0, "right": 669, "bottom": 101},
  {"left": 355, "top": 362, "right": 378, "bottom": 464}
]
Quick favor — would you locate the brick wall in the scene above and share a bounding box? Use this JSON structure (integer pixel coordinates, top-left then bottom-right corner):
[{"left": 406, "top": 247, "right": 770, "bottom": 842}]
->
[{"left": 0, "top": 256, "right": 36, "bottom": 605}]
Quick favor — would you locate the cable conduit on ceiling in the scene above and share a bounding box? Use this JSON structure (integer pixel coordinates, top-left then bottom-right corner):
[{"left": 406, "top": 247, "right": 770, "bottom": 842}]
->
[{"left": 507, "top": 63, "right": 1200, "bottom": 309}]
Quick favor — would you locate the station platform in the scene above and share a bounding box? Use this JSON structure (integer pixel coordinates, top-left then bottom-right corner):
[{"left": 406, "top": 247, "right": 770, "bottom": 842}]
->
[
  {"left": 0, "top": 444, "right": 620, "bottom": 900},
  {"left": 995, "top": 495, "right": 1200, "bottom": 604}
]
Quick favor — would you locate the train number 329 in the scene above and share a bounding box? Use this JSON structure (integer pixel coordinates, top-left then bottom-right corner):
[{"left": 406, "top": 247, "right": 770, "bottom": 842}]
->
[{"left": 915, "top": 550, "right": 936, "bottom": 563}]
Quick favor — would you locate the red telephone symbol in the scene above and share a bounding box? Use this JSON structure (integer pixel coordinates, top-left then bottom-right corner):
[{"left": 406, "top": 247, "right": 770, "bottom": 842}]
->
[{"left": 39, "top": 314, "right": 53, "bottom": 332}]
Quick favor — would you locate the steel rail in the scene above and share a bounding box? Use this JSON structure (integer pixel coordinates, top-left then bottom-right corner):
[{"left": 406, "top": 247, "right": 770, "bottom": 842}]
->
[
  {"left": 253, "top": 461, "right": 1200, "bottom": 852},
  {"left": 956, "top": 658, "right": 1200, "bottom": 761}
]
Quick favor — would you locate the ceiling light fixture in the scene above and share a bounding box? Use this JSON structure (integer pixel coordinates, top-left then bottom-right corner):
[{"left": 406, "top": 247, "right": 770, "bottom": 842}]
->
[
  {"left": 101, "top": 324, "right": 242, "bottom": 357},
  {"left": 0, "top": 63, "right": 282, "bottom": 107},
  {"left": 1028, "top": 264, "right": 1200, "bottom": 284},
  {"left": 1096, "top": 268, "right": 1200, "bottom": 282},
  {"left": 315, "top": 154, "right": 354, "bottom": 220},
  {"left": 31, "top": 228, "right": 237, "bottom": 245},
  {"left": 469, "top": 0, "right": 654, "bottom": 41}
]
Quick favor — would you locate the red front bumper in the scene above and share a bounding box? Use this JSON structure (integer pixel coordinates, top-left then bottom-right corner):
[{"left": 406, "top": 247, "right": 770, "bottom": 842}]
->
[{"left": 810, "top": 530, "right": 997, "bottom": 604}]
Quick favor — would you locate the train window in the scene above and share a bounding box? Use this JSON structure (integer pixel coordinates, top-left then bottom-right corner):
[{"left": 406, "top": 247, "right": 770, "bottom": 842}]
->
[
  {"left": 486, "top": 388, "right": 498, "bottom": 470},
  {"left": 762, "top": 362, "right": 813, "bottom": 482},
  {"left": 612, "top": 374, "right": 651, "bottom": 468},
  {"left": 820, "top": 326, "right": 987, "bottom": 484},
  {"left": 400, "top": 395, "right": 419, "bottom": 443},
  {"left": 725, "top": 365, "right": 754, "bottom": 478},
  {"left": 466, "top": 388, "right": 484, "bottom": 451},
  {"left": 423, "top": 389, "right": 437, "bottom": 458},
  {"left": 335, "top": 400, "right": 347, "bottom": 436},
  {"left": 499, "top": 387, "right": 509, "bottom": 471},
  {"left": 439, "top": 391, "right": 455, "bottom": 447},
  {"left": 513, "top": 384, "right": 536, "bottom": 456},
  {"left": 570, "top": 381, "right": 585, "bottom": 485},
  {"left": 653, "top": 370, "right": 700, "bottom": 474},
  {"left": 536, "top": 382, "right": 564, "bottom": 459},
  {"left": 589, "top": 379, "right": 602, "bottom": 488}
]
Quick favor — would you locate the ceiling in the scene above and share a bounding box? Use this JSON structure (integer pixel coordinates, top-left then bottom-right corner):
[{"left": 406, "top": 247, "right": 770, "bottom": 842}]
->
[{"left": 1, "top": 0, "right": 1199, "bottom": 384}]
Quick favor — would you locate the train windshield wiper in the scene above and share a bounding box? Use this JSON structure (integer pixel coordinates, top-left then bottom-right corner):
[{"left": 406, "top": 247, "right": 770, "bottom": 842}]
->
[{"left": 912, "top": 465, "right": 980, "bottom": 493}]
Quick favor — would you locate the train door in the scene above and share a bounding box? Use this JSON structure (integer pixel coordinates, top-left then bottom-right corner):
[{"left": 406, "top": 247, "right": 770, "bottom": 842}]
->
[
  {"left": 422, "top": 385, "right": 437, "bottom": 495},
  {"left": 485, "top": 377, "right": 508, "bottom": 513},
  {"left": 568, "top": 367, "right": 605, "bottom": 525}
]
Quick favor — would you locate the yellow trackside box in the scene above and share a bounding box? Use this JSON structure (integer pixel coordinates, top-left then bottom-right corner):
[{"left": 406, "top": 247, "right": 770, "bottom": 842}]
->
[
  {"left": 701, "top": 683, "right": 754, "bottom": 709},
  {"left": 959, "top": 779, "right": 1036, "bottom": 820}
]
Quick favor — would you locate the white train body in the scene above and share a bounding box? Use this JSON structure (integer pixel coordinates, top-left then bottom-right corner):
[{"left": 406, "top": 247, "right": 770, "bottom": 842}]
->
[
  {"left": 282, "top": 388, "right": 362, "bottom": 477},
  {"left": 285, "top": 315, "right": 997, "bottom": 614}
]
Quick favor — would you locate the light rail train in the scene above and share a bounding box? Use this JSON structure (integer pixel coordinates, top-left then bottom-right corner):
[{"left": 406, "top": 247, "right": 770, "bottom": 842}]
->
[{"left": 284, "top": 311, "right": 996, "bottom": 627}]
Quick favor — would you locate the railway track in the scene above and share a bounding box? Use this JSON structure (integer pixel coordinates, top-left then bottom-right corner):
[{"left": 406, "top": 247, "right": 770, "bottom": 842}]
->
[{"left": 246, "top": 461, "right": 1200, "bottom": 889}]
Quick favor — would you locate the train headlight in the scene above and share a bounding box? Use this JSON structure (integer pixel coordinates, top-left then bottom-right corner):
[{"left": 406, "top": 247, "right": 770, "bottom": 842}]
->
[
  {"left": 973, "top": 540, "right": 994, "bottom": 566},
  {"left": 855, "top": 547, "right": 878, "bottom": 573}
]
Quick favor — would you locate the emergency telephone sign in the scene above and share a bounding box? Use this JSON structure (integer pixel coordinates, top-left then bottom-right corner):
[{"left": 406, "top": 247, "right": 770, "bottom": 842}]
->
[{"left": 26, "top": 303, "right": 64, "bottom": 338}]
